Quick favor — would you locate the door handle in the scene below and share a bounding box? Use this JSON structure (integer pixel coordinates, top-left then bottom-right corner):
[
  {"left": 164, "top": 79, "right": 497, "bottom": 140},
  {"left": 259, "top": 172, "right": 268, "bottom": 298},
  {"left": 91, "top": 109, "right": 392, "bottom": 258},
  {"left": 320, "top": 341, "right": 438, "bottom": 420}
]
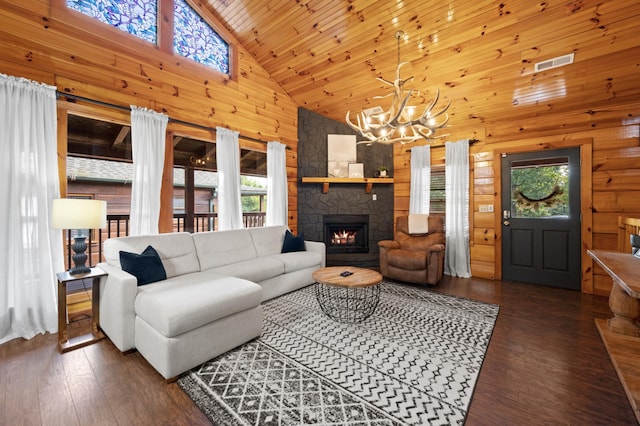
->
[{"left": 504, "top": 220, "right": 510, "bottom": 226}]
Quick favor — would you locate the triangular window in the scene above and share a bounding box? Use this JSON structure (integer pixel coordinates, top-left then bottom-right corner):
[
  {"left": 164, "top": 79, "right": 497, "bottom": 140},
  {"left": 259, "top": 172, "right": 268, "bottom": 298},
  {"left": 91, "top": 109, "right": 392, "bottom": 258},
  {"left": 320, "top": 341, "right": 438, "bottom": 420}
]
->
[{"left": 174, "top": 0, "right": 229, "bottom": 75}]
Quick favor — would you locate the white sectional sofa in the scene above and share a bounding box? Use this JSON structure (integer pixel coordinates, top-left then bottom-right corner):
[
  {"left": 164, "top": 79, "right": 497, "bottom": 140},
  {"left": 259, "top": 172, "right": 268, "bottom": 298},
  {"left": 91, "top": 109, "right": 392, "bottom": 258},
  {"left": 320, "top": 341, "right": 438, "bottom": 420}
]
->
[{"left": 97, "top": 225, "right": 325, "bottom": 380}]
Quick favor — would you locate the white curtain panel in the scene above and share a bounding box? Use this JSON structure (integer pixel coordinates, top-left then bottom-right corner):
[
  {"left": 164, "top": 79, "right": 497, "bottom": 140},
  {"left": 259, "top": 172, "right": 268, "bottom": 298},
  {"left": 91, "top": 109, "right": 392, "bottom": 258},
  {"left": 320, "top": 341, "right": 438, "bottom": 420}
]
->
[
  {"left": 0, "top": 74, "right": 63, "bottom": 344},
  {"left": 216, "top": 127, "right": 243, "bottom": 230},
  {"left": 266, "top": 141, "right": 288, "bottom": 226},
  {"left": 409, "top": 144, "right": 431, "bottom": 215},
  {"left": 129, "top": 106, "right": 168, "bottom": 236},
  {"left": 444, "top": 139, "right": 471, "bottom": 278}
]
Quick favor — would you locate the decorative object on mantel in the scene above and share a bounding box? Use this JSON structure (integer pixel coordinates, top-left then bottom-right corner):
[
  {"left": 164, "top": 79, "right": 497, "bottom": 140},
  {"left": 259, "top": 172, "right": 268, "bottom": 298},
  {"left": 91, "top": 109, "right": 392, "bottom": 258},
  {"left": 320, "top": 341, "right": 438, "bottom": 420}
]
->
[
  {"left": 346, "top": 30, "right": 450, "bottom": 145},
  {"left": 327, "top": 134, "right": 356, "bottom": 177},
  {"left": 377, "top": 165, "right": 388, "bottom": 177},
  {"left": 348, "top": 163, "right": 364, "bottom": 178}
]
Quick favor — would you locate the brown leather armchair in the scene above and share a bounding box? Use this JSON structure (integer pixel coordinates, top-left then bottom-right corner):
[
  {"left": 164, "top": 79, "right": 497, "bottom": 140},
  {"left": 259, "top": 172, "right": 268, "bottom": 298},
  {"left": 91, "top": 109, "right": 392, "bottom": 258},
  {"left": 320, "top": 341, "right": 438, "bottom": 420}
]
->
[{"left": 378, "top": 215, "right": 446, "bottom": 285}]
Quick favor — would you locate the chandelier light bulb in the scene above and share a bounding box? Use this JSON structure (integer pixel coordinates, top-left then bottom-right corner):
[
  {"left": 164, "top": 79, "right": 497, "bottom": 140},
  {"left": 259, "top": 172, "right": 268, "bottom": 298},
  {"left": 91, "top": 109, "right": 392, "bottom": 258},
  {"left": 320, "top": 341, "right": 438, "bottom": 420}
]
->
[{"left": 404, "top": 106, "right": 416, "bottom": 119}]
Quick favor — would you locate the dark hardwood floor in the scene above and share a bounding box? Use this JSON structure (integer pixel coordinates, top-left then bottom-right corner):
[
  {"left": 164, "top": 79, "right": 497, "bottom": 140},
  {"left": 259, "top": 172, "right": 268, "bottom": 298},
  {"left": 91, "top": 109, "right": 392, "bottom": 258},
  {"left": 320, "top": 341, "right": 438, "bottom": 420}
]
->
[{"left": 0, "top": 276, "right": 636, "bottom": 425}]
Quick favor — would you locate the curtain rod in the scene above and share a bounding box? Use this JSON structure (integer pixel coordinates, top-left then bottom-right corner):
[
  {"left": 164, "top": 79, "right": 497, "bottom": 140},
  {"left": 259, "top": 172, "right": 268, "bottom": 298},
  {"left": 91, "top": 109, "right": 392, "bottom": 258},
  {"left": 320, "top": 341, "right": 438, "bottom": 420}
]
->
[
  {"left": 404, "top": 138, "right": 480, "bottom": 152},
  {"left": 56, "top": 91, "right": 274, "bottom": 145}
]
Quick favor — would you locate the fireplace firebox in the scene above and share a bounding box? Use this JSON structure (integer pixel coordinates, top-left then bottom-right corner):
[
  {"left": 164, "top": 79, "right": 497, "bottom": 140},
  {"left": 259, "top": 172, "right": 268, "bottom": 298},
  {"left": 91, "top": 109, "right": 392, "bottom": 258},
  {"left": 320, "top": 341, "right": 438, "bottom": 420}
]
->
[{"left": 323, "top": 215, "right": 369, "bottom": 254}]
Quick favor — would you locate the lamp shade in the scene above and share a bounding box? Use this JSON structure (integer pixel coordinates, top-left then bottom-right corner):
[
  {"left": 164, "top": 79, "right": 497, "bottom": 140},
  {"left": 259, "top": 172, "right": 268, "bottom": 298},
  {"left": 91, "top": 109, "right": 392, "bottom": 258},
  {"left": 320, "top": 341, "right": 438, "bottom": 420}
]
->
[{"left": 52, "top": 198, "right": 107, "bottom": 230}]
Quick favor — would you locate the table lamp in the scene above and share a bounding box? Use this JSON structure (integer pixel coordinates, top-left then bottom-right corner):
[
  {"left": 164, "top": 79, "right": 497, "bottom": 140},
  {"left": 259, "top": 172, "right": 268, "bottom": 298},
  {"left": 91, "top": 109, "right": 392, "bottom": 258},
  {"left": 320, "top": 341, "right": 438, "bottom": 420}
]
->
[{"left": 52, "top": 198, "right": 107, "bottom": 275}]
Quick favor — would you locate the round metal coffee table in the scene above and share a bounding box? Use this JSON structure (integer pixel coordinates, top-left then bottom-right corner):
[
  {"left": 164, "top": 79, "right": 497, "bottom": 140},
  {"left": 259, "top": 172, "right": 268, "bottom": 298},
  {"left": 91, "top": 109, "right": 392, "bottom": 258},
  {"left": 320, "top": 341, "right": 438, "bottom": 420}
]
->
[{"left": 312, "top": 266, "right": 382, "bottom": 323}]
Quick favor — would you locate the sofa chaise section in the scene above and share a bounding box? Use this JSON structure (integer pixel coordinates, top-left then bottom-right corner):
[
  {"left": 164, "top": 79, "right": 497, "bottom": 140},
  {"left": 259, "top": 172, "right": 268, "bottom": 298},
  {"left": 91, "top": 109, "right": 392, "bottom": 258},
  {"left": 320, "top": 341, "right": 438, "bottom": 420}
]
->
[{"left": 134, "top": 273, "right": 262, "bottom": 380}]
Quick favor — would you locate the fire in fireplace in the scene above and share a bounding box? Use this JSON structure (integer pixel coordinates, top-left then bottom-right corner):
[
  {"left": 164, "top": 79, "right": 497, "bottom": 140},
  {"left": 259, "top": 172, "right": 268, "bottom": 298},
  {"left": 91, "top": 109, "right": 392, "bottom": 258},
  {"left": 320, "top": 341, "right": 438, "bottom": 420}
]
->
[
  {"left": 331, "top": 230, "right": 358, "bottom": 246},
  {"left": 323, "top": 215, "right": 369, "bottom": 254}
]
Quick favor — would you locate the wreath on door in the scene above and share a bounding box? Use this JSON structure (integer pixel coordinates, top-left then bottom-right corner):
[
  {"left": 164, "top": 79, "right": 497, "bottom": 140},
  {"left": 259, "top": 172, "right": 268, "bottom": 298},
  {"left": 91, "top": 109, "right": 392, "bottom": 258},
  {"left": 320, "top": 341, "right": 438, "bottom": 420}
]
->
[{"left": 513, "top": 184, "right": 564, "bottom": 211}]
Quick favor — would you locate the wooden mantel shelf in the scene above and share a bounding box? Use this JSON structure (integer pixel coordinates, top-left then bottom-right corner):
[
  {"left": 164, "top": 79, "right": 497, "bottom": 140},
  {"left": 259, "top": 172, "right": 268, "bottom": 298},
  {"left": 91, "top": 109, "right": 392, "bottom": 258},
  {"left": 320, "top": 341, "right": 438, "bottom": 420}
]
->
[{"left": 301, "top": 177, "right": 394, "bottom": 194}]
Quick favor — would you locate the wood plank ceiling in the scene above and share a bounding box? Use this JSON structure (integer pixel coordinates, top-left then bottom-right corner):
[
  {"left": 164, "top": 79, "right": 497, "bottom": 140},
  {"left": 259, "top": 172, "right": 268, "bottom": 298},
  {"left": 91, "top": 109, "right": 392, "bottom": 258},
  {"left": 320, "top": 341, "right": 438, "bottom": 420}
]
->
[{"left": 203, "top": 0, "right": 640, "bottom": 135}]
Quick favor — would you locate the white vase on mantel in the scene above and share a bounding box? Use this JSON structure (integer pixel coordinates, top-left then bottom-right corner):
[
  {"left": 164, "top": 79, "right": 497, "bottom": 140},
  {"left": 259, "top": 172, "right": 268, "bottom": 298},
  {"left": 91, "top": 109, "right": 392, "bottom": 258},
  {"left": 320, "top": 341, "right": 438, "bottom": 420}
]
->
[{"left": 379, "top": 170, "right": 387, "bottom": 177}]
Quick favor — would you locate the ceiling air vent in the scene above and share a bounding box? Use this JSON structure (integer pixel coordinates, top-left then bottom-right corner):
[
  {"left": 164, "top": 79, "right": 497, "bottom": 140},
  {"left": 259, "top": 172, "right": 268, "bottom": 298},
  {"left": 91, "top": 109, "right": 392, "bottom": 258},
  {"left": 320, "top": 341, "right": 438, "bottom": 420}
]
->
[{"left": 534, "top": 53, "right": 575, "bottom": 72}]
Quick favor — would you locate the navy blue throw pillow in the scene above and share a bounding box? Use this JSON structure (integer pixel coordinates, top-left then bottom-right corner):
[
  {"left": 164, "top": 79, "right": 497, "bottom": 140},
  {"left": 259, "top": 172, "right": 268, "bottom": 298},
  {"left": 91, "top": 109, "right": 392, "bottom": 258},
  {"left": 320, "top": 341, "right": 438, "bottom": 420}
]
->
[
  {"left": 119, "top": 245, "right": 167, "bottom": 286},
  {"left": 282, "top": 230, "right": 306, "bottom": 253}
]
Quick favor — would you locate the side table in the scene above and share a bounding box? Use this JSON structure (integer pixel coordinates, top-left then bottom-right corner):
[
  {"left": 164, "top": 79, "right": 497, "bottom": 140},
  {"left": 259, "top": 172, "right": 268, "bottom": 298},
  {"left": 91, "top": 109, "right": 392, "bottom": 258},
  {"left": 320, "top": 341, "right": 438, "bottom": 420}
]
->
[{"left": 57, "top": 267, "right": 107, "bottom": 353}]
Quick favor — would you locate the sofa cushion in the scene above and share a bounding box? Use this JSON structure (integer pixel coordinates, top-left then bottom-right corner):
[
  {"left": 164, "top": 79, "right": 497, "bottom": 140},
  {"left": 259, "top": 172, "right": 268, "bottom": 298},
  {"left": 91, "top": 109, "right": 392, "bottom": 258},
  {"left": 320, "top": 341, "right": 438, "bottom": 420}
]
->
[
  {"left": 135, "top": 274, "right": 262, "bottom": 338},
  {"left": 270, "top": 251, "right": 323, "bottom": 274},
  {"left": 207, "top": 257, "right": 285, "bottom": 283},
  {"left": 119, "top": 245, "right": 167, "bottom": 286},
  {"left": 104, "top": 233, "right": 200, "bottom": 278},
  {"left": 281, "top": 230, "right": 306, "bottom": 253},
  {"left": 408, "top": 214, "right": 429, "bottom": 234},
  {"left": 193, "top": 229, "right": 258, "bottom": 270},
  {"left": 249, "top": 225, "right": 288, "bottom": 257}
]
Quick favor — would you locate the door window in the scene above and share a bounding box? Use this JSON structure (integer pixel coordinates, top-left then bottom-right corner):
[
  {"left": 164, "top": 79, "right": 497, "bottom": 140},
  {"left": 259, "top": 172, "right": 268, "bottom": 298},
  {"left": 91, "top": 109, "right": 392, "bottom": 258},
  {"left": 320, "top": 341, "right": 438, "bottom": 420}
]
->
[{"left": 510, "top": 157, "right": 569, "bottom": 218}]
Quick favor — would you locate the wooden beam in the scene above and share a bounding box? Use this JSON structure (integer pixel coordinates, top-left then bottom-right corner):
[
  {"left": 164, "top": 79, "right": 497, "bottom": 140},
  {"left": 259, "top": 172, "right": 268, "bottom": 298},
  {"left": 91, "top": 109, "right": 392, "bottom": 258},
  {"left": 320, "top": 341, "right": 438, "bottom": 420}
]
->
[{"left": 111, "top": 125, "right": 130, "bottom": 148}]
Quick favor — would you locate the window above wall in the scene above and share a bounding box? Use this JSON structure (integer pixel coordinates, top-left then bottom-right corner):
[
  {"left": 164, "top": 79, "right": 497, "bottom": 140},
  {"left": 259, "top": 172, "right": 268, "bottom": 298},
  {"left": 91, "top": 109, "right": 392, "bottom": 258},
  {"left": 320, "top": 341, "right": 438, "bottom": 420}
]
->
[
  {"left": 66, "top": 0, "right": 158, "bottom": 44},
  {"left": 64, "top": 0, "right": 232, "bottom": 76},
  {"left": 173, "top": 0, "right": 229, "bottom": 75}
]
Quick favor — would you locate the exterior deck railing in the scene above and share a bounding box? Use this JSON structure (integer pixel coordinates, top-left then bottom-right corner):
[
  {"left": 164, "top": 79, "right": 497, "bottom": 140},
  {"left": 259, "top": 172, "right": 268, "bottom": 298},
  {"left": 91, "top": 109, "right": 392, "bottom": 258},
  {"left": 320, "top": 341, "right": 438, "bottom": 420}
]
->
[{"left": 62, "top": 212, "right": 266, "bottom": 270}]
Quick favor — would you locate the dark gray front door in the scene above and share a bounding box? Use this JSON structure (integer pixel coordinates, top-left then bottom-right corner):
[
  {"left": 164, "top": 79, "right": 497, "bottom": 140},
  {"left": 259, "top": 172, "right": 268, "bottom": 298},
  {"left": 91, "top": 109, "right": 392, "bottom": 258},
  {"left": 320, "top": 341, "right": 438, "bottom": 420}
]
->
[{"left": 501, "top": 147, "right": 581, "bottom": 290}]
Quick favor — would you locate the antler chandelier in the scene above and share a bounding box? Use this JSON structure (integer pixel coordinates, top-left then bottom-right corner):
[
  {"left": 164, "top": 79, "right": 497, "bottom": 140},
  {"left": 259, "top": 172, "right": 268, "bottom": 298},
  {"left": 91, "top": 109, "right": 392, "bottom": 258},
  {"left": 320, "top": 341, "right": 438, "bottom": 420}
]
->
[{"left": 346, "top": 31, "right": 450, "bottom": 144}]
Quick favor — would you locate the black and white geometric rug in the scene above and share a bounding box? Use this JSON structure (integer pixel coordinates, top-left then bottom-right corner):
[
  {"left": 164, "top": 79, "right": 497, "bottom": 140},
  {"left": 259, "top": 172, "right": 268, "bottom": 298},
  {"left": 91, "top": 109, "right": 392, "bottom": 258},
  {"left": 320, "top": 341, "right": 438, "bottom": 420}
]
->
[{"left": 178, "top": 282, "right": 499, "bottom": 425}]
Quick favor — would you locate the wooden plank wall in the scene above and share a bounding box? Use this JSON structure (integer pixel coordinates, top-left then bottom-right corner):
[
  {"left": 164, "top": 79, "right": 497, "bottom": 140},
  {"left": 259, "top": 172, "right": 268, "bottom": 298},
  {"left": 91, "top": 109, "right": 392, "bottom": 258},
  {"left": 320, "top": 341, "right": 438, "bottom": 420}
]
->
[
  {"left": 394, "top": 117, "right": 640, "bottom": 295},
  {"left": 1, "top": 1, "right": 639, "bottom": 294},
  {"left": 0, "top": 0, "right": 301, "bottom": 232}
]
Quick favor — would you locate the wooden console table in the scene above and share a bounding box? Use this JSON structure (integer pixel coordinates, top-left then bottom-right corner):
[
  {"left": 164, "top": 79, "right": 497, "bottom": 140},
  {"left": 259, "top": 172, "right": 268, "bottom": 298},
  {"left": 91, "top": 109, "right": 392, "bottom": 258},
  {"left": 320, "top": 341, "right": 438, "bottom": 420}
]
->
[{"left": 588, "top": 249, "right": 640, "bottom": 422}]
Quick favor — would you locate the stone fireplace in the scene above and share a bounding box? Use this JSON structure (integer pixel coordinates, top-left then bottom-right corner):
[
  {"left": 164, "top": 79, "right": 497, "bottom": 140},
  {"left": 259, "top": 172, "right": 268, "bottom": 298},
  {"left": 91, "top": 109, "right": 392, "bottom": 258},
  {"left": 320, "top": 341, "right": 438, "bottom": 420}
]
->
[{"left": 297, "top": 108, "right": 394, "bottom": 268}]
